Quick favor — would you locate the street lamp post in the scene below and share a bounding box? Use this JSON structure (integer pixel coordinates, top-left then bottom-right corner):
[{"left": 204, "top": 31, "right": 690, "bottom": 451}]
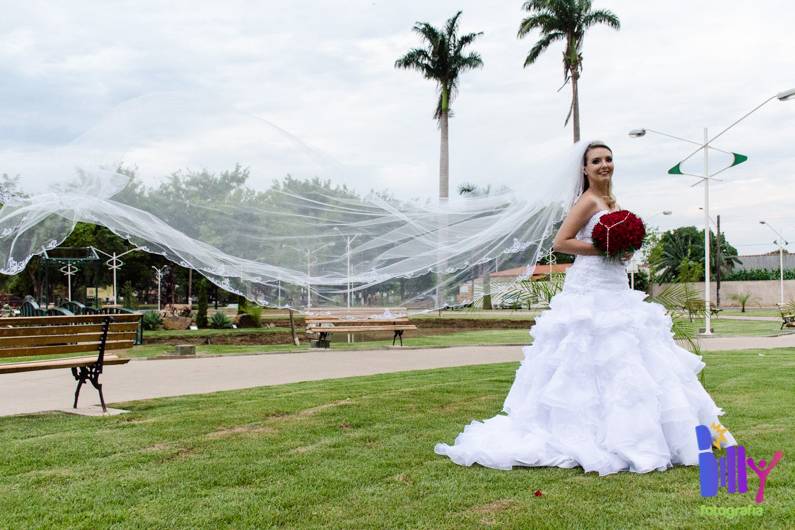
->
[
  {"left": 93, "top": 247, "right": 142, "bottom": 305},
  {"left": 282, "top": 242, "right": 334, "bottom": 310},
  {"left": 344, "top": 235, "right": 359, "bottom": 310},
  {"left": 759, "top": 220, "right": 788, "bottom": 306},
  {"left": 59, "top": 264, "right": 78, "bottom": 301},
  {"left": 151, "top": 265, "right": 168, "bottom": 312},
  {"left": 629, "top": 87, "right": 794, "bottom": 335}
]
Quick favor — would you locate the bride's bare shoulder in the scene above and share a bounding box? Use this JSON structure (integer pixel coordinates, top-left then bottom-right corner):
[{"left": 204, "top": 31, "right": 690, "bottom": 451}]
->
[{"left": 570, "top": 193, "right": 600, "bottom": 217}]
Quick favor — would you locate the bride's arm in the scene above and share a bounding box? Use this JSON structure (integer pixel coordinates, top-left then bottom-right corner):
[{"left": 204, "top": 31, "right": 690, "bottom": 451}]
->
[{"left": 552, "top": 198, "right": 602, "bottom": 256}]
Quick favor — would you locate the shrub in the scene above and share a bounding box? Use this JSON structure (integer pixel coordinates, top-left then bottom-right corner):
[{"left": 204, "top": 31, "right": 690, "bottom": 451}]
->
[
  {"left": 142, "top": 311, "right": 163, "bottom": 331},
  {"left": 237, "top": 303, "right": 263, "bottom": 328},
  {"left": 210, "top": 311, "right": 233, "bottom": 329},
  {"left": 723, "top": 268, "right": 795, "bottom": 281}
]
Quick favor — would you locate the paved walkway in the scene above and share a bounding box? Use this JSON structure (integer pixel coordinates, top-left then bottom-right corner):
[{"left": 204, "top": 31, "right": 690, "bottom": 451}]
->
[
  {"left": 3, "top": 335, "right": 794, "bottom": 417},
  {"left": 0, "top": 345, "right": 523, "bottom": 417}
]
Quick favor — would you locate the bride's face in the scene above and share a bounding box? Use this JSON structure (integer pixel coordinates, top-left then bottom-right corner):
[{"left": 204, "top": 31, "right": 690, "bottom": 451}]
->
[{"left": 584, "top": 147, "right": 614, "bottom": 187}]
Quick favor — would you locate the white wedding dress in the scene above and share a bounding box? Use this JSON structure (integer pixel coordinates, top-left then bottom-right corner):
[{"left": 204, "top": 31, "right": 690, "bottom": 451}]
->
[{"left": 435, "top": 209, "right": 735, "bottom": 476}]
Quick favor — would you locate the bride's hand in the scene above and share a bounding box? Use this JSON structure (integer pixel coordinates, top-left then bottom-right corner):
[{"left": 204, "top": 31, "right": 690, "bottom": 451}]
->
[{"left": 621, "top": 251, "right": 635, "bottom": 262}]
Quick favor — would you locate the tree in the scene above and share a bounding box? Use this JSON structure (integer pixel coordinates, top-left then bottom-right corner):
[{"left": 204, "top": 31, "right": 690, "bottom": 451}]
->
[
  {"left": 396, "top": 11, "right": 483, "bottom": 200},
  {"left": 196, "top": 279, "right": 209, "bottom": 328},
  {"left": 518, "top": 0, "right": 620, "bottom": 142},
  {"left": 730, "top": 292, "right": 755, "bottom": 313},
  {"left": 122, "top": 281, "right": 137, "bottom": 309},
  {"left": 653, "top": 226, "right": 740, "bottom": 284}
]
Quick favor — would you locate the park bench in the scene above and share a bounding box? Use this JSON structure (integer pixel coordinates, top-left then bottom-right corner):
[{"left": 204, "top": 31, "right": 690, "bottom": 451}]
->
[
  {"left": 0, "top": 314, "right": 139, "bottom": 411},
  {"left": 683, "top": 300, "right": 722, "bottom": 322},
  {"left": 305, "top": 310, "right": 417, "bottom": 348},
  {"left": 779, "top": 307, "right": 795, "bottom": 330}
]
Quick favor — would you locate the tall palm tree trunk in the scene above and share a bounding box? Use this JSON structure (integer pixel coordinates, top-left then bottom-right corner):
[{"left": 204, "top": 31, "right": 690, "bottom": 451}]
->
[
  {"left": 570, "top": 70, "right": 581, "bottom": 143},
  {"left": 436, "top": 91, "right": 451, "bottom": 307},
  {"left": 439, "top": 109, "right": 450, "bottom": 200}
]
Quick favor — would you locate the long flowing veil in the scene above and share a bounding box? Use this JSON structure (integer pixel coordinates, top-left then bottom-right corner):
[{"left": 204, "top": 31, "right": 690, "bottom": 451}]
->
[{"left": 0, "top": 93, "right": 594, "bottom": 312}]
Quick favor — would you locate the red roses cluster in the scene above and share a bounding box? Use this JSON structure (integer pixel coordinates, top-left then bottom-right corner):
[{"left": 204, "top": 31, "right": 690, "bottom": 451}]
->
[{"left": 591, "top": 210, "right": 646, "bottom": 259}]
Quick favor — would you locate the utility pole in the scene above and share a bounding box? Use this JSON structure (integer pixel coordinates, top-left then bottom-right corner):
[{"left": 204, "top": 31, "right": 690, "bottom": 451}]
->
[{"left": 715, "top": 215, "right": 722, "bottom": 308}]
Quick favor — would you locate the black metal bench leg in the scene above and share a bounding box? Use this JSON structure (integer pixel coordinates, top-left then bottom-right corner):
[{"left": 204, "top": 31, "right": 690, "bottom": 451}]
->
[
  {"left": 89, "top": 372, "right": 107, "bottom": 413},
  {"left": 72, "top": 367, "right": 87, "bottom": 409},
  {"left": 392, "top": 330, "right": 404, "bottom": 346},
  {"left": 71, "top": 365, "right": 107, "bottom": 412}
]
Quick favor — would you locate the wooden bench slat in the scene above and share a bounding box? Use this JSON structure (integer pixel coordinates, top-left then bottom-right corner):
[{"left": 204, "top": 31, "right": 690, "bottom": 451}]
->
[
  {"left": 0, "top": 332, "right": 138, "bottom": 348},
  {"left": 0, "top": 314, "right": 140, "bottom": 326},
  {"left": 0, "top": 340, "right": 133, "bottom": 359},
  {"left": 306, "top": 325, "right": 418, "bottom": 333},
  {"left": 0, "top": 322, "right": 139, "bottom": 337},
  {"left": 306, "top": 319, "right": 411, "bottom": 325},
  {"left": 0, "top": 355, "right": 130, "bottom": 374}
]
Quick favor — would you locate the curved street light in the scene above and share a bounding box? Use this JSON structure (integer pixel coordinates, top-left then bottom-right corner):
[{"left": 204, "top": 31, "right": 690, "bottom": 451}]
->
[
  {"left": 759, "top": 220, "right": 789, "bottom": 306},
  {"left": 630, "top": 88, "right": 793, "bottom": 334}
]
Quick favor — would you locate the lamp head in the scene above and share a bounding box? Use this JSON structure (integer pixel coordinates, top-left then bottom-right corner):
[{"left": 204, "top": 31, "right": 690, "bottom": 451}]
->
[
  {"left": 628, "top": 129, "right": 647, "bottom": 138},
  {"left": 662, "top": 211, "right": 672, "bottom": 215},
  {"left": 777, "top": 88, "right": 795, "bottom": 101},
  {"left": 760, "top": 220, "right": 766, "bottom": 225}
]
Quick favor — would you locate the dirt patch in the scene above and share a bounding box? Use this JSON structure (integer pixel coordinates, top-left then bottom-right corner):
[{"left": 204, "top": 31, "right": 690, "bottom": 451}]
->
[
  {"left": 157, "top": 446, "right": 196, "bottom": 462},
  {"left": 470, "top": 499, "right": 518, "bottom": 526},
  {"left": 141, "top": 442, "right": 174, "bottom": 453},
  {"left": 298, "top": 398, "right": 353, "bottom": 417},
  {"left": 291, "top": 439, "right": 334, "bottom": 455},
  {"left": 471, "top": 499, "right": 517, "bottom": 515},
  {"left": 394, "top": 473, "right": 413, "bottom": 485},
  {"left": 206, "top": 424, "right": 277, "bottom": 439}
]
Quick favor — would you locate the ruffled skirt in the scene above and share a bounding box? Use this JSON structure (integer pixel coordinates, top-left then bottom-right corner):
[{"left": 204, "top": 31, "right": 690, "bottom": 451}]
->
[{"left": 434, "top": 287, "right": 735, "bottom": 475}]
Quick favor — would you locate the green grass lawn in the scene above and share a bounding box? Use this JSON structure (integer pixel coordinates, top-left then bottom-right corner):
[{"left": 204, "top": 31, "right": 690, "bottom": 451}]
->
[
  {"left": 145, "top": 326, "right": 292, "bottom": 339},
  {"left": 130, "top": 329, "right": 532, "bottom": 359},
  {"left": 414, "top": 310, "right": 541, "bottom": 320},
  {"left": 719, "top": 309, "right": 782, "bottom": 318},
  {"left": 0, "top": 348, "right": 793, "bottom": 528},
  {"left": 676, "top": 318, "right": 785, "bottom": 337},
  {"left": 128, "top": 319, "right": 784, "bottom": 360}
]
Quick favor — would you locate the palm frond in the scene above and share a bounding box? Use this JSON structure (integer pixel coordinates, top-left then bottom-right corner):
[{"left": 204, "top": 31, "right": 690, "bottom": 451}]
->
[
  {"left": 454, "top": 32, "right": 484, "bottom": 57},
  {"left": 563, "top": 96, "right": 574, "bottom": 126},
  {"left": 396, "top": 11, "right": 482, "bottom": 121},
  {"left": 648, "top": 282, "right": 706, "bottom": 354},
  {"left": 517, "top": 13, "right": 560, "bottom": 38},
  {"left": 445, "top": 11, "right": 463, "bottom": 40},
  {"left": 411, "top": 22, "right": 442, "bottom": 46},
  {"left": 394, "top": 48, "right": 432, "bottom": 74},
  {"left": 522, "top": 31, "right": 565, "bottom": 67},
  {"left": 582, "top": 9, "right": 621, "bottom": 30}
]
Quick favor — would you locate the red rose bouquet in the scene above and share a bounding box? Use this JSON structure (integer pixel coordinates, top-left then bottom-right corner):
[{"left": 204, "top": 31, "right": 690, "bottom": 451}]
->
[{"left": 591, "top": 210, "right": 646, "bottom": 259}]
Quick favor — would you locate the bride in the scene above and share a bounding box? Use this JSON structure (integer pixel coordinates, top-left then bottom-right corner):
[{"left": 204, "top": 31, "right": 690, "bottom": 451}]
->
[{"left": 435, "top": 140, "right": 736, "bottom": 476}]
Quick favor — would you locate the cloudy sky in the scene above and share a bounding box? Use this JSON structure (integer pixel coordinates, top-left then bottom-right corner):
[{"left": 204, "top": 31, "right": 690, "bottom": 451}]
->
[{"left": 1, "top": 0, "right": 793, "bottom": 255}]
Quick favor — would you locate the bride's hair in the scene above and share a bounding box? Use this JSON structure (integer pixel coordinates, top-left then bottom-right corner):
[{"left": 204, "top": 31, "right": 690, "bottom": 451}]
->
[{"left": 582, "top": 140, "right": 616, "bottom": 209}]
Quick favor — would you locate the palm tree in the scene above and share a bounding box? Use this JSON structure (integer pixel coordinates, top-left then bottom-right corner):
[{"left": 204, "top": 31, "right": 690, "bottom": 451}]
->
[
  {"left": 517, "top": 0, "right": 620, "bottom": 142},
  {"left": 395, "top": 11, "right": 483, "bottom": 200}
]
